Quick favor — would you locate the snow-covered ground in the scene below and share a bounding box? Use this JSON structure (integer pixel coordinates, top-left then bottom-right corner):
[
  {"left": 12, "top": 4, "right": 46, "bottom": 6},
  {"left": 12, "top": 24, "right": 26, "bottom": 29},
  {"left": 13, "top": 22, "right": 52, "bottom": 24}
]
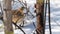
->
[
  {"left": 0, "top": 0, "right": 60, "bottom": 34},
  {"left": 45, "top": 0, "right": 60, "bottom": 34}
]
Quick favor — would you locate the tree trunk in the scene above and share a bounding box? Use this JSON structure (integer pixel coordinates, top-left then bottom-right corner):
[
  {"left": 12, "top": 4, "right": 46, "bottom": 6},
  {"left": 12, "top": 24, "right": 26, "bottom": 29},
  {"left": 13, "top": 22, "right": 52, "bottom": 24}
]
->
[
  {"left": 36, "top": 0, "right": 44, "bottom": 34},
  {"left": 3, "top": 0, "right": 14, "bottom": 34}
]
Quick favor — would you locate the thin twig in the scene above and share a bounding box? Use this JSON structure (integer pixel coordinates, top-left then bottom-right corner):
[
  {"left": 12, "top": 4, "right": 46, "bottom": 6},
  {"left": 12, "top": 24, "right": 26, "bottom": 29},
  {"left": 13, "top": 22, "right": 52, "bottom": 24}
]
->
[{"left": 12, "top": 22, "right": 26, "bottom": 34}]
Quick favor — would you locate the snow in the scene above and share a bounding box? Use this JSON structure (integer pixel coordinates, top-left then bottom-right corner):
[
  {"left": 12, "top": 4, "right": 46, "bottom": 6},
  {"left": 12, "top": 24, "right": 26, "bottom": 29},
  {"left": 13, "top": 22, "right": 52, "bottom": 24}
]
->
[
  {"left": 0, "top": 20, "right": 36, "bottom": 34},
  {"left": 45, "top": 0, "right": 60, "bottom": 34},
  {"left": 0, "top": 0, "right": 60, "bottom": 34}
]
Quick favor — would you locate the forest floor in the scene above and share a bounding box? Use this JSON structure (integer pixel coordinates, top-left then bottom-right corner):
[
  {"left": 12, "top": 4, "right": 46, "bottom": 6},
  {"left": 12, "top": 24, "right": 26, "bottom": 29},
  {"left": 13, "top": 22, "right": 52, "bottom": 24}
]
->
[{"left": 0, "top": 0, "right": 60, "bottom": 34}]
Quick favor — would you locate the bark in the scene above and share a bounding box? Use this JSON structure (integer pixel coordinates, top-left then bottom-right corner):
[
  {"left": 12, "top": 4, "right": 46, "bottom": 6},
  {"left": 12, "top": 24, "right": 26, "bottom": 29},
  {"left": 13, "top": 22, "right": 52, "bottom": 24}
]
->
[
  {"left": 3, "top": 0, "right": 14, "bottom": 34},
  {"left": 36, "top": 0, "right": 44, "bottom": 34}
]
